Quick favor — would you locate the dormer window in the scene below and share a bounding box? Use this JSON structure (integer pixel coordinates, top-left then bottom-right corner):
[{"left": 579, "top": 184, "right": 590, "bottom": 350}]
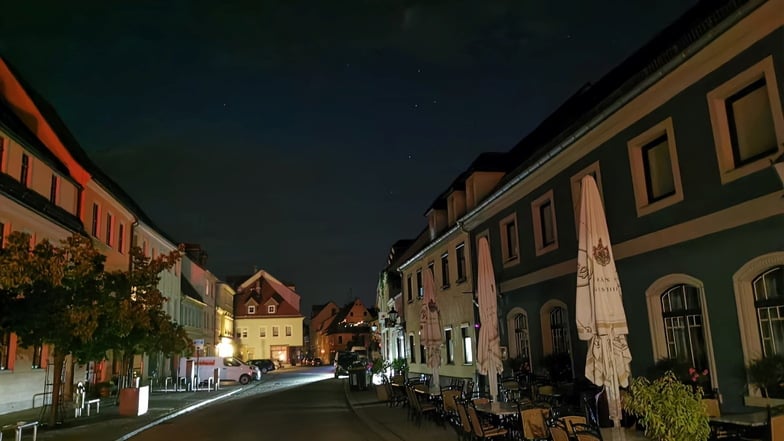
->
[
  {"left": 248, "top": 305, "right": 256, "bottom": 314},
  {"left": 268, "top": 305, "right": 276, "bottom": 314}
]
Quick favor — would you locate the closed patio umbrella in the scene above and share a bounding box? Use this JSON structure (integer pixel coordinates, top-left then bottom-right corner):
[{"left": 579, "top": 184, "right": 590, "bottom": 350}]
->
[
  {"left": 421, "top": 268, "right": 442, "bottom": 388},
  {"left": 575, "top": 174, "right": 632, "bottom": 427},
  {"left": 477, "top": 236, "right": 503, "bottom": 401}
]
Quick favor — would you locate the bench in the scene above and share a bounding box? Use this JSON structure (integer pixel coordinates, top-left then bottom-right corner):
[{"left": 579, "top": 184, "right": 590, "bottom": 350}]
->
[
  {"left": 0, "top": 420, "right": 38, "bottom": 441},
  {"left": 86, "top": 398, "right": 101, "bottom": 416}
]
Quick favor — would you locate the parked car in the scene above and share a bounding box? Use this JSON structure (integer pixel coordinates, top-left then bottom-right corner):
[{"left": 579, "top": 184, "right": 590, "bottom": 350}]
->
[
  {"left": 333, "top": 352, "right": 360, "bottom": 378},
  {"left": 248, "top": 359, "right": 276, "bottom": 374},
  {"left": 311, "top": 357, "right": 323, "bottom": 366}
]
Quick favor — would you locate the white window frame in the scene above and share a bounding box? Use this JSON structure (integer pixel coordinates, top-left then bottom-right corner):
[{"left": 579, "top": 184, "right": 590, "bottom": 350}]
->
[
  {"left": 260, "top": 327, "right": 266, "bottom": 338},
  {"left": 268, "top": 305, "right": 276, "bottom": 314},
  {"left": 627, "top": 117, "right": 684, "bottom": 217},
  {"left": 707, "top": 56, "right": 784, "bottom": 184},
  {"left": 241, "top": 328, "right": 248, "bottom": 338},
  {"left": 272, "top": 326, "right": 279, "bottom": 337},
  {"left": 248, "top": 305, "right": 256, "bottom": 314},
  {"left": 733, "top": 252, "right": 784, "bottom": 396},
  {"left": 531, "top": 190, "right": 559, "bottom": 256},
  {"left": 645, "top": 273, "right": 718, "bottom": 389},
  {"left": 285, "top": 325, "right": 292, "bottom": 337},
  {"left": 499, "top": 212, "right": 520, "bottom": 267}
]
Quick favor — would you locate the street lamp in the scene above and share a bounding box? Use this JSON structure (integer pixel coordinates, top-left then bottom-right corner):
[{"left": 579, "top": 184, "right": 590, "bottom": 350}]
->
[{"left": 385, "top": 307, "right": 399, "bottom": 328}]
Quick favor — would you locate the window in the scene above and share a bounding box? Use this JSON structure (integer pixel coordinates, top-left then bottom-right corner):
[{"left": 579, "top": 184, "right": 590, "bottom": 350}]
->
[
  {"left": 338, "top": 336, "right": 343, "bottom": 344},
  {"left": 285, "top": 325, "right": 292, "bottom": 337},
  {"left": 32, "top": 345, "right": 42, "bottom": 369},
  {"left": 708, "top": 56, "right": 784, "bottom": 184},
  {"left": 407, "top": 274, "right": 413, "bottom": 302},
  {"left": 272, "top": 326, "right": 279, "bottom": 337},
  {"left": 0, "top": 137, "right": 5, "bottom": 172},
  {"left": 571, "top": 163, "right": 604, "bottom": 232},
  {"left": 416, "top": 269, "right": 423, "bottom": 299},
  {"left": 420, "top": 341, "right": 426, "bottom": 364},
  {"left": 118, "top": 224, "right": 125, "bottom": 254},
  {"left": 440, "top": 253, "right": 450, "bottom": 289},
  {"left": 531, "top": 190, "right": 558, "bottom": 255},
  {"left": 105, "top": 213, "right": 113, "bottom": 246},
  {"left": 753, "top": 266, "right": 784, "bottom": 356},
  {"left": 49, "top": 175, "right": 59, "bottom": 204},
  {"left": 499, "top": 213, "right": 520, "bottom": 266},
  {"left": 91, "top": 203, "right": 99, "bottom": 236},
  {"left": 20, "top": 153, "right": 29, "bottom": 186},
  {"left": 550, "top": 307, "right": 571, "bottom": 355},
  {"left": 627, "top": 118, "right": 683, "bottom": 216},
  {"left": 0, "top": 331, "right": 10, "bottom": 370},
  {"left": 456, "top": 243, "right": 466, "bottom": 282},
  {"left": 409, "top": 334, "right": 416, "bottom": 363},
  {"left": 248, "top": 305, "right": 256, "bottom": 314},
  {"left": 510, "top": 310, "right": 531, "bottom": 362},
  {"left": 268, "top": 305, "right": 276, "bottom": 314},
  {"left": 661, "top": 284, "right": 711, "bottom": 384},
  {"left": 0, "top": 222, "right": 5, "bottom": 250},
  {"left": 445, "top": 328, "right": 454, "bottom": 364},
  {"left": 260, "top": 327, "right": 266, "bottom": 337},
  {"left": 241, "top": 328, "right": 248, "bottom": 338},
  {"left": 461, "top": 325, "right": 473, "bottom": 364}
]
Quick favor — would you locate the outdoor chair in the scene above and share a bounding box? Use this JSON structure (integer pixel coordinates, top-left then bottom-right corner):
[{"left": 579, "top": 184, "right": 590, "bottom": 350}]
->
[
  {"left": 703, "top": 398, "right": 743, "bottom": 439},
  {"left": 519, "top": 407, "right": 550, "bottom": 440},
  {"left": 441, "top": 388, "right": 463, "bottom": 426},
  {"left": 455, "top": 398, "right": 477, "bottom": 440},
  {"left": 464, "top": 379, "right": 475, "bottom": 400},
  {"left": 406, "top": 384, "right": 437, "bottom": 418},
  {"left": 769, "top": 405, "right": 784, "bottom": 441},
  {"left": 560, "top": 414, "right": 587, "bottom": 433},
  {"left": 571, "top": 422, "right": 604, "bottom": 441},
  {"left": 500, "top": 377, "right": 521, "bottom": 402},
  {"left": 547, "top": 418, "right": 571, "bottom": 441},
  {"left": 466, "top": 401, "right": 509, "bottom": 440}
]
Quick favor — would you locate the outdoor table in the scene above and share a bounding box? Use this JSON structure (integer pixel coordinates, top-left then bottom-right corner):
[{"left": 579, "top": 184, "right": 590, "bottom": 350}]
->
[
  {"left": 710, "top": 410, "right": 768, "bottom": 428},
  {"left": 475, "top": 401, "right": 519, "bottom": 417}
]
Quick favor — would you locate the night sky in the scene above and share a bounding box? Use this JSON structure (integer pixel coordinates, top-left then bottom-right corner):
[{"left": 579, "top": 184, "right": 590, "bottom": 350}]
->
[{"left": 1, "top": 1, "right": 694, "bottom": 314}]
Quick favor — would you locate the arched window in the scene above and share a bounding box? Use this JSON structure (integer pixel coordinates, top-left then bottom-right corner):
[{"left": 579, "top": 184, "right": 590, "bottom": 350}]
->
[
  {"left": 550, "top": 306, "right": 571, "bottom": 355},
  {"left": 661, "top": 284, "right": 710, "bottom": 373},
  {"left": 753, "top": 266, "right": 784, "bottom": 356},
  {"left": 509, "top": 311, "right": 530, "bottom": 361}
]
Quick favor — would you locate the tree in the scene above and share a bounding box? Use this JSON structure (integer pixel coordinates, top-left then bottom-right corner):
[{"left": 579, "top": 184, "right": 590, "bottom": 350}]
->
[
  {"left": 99, "top": 245, "right": 190, "bottom": 387},
  {"left": 0, "top": 232, "right": 109, "bottom": 426}
]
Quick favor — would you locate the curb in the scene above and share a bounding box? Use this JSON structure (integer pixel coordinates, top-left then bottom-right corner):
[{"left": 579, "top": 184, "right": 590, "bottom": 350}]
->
[{"left": 114, "top": 385, "right": 248, "bottom": 441}]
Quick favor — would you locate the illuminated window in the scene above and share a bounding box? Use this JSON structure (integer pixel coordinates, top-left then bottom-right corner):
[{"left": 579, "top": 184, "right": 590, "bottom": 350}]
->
[
  {"left": 461, "top": 325, "right": 473, "bottom": 364},
  {"left": 445, "top": 328, "right": 454, "bottom": 364}
]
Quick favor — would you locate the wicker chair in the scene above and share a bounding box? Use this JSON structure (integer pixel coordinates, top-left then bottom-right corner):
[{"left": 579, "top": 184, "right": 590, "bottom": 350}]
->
[{"left": 466, "top": 400, "right": 509, "bottom": 440}]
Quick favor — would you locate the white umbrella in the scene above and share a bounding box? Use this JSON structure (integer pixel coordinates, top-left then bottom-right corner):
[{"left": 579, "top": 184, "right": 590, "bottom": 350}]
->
[
  {"left": 477, "top": 236, "right": 503, "bottom": 401},
  {"left": 420, "top": 269, "right": 442, "bottom": 388},
  {"left": 575, "top": 175, "right": 632, "bottom": 427}
]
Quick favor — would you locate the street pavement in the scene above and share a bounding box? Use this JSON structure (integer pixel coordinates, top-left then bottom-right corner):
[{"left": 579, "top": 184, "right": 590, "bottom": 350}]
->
[{"left": 0, "top": 369, "right": 649, "bottom": 441}]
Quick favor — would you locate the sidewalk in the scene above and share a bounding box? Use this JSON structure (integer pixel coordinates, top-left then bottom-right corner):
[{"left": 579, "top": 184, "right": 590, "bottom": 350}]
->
[{"left": 0, "top": 382, "right": 249, "bottom": 441}]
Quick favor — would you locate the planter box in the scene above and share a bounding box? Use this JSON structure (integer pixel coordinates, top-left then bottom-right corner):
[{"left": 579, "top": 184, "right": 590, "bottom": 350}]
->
[
  {"left": 119, "top": 386, "right": 149, "bottom": 416},
  {"left": 375, "top": 384, "right": 389, "bottom": 402},
  {"left": 744, "top": 395, "right": 784, "bottom": 408}
]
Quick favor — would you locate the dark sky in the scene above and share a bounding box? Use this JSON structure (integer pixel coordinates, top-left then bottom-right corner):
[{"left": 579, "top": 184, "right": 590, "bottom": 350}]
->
[{"left": 1, "top": 0, "right": 694, "bottom": 314}]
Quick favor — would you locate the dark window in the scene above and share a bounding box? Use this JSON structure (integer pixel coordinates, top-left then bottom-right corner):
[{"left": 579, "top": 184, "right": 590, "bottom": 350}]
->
[
  {"left": 416, "top": 270, "right": 423, "bottom": 299},
  {"left": 32, "top": 345, "right": 42, "bottom": 369},
  {"left": 407, "top": 275, "right": 413, "bottom": 302},
  {"left": 550, "top": 307, "right": 571, "bottom": 355},
  {"left": 20, "top": 154, "right": 29, "bottom": 186},
  {"left": 0, "top": 331, "right": 10, "bottom": 370},
  {"left": 420, "top": 342, "right": 426, "bottom": 364},
  {"left": 409, "top": 335, "right": 416, "bottom": 363},
  {"left": 105, "top": 213, "right": 113, "bottom": 246},
  {"left": 504, "top": 220, "right": 518, "bottom": 259},
  {"left": 456, "top": 243, "right": 466, "bottom": 281},
  {"left": 661, "top": 285, "right": 710, "bottom": 382},
  {"left": 514, "top": 313, "right": 530, "bottom": 361},
  {"left": 540, "top": 201, "right": 556, "bottom": 246},
  {"left": 726, "top": 78, "right": 777, "bottom": 167},
  {"left": 91, "top": 203, "right": 99, "bottom": 236},
  {"left": 641, "top": 134, "right": 675, "bottom": 203},
  {"left": 0, "top": 221, "right": 5, "bottom": 250},
  {"left": 118, "top": 224, "right": 125, "bottom": 254},
  {"left": 0, "top": 137, "right": 5, "bottom": 170},
  {"left": 445, "top": 329, "right": 454, "bottom": 364},
  {"left": 753, "top": 266, "right": 784, "bottom": 356},
  {"left": 440, "top": 253, "right": 450, "bottom": 288},
  {"left": 49, "top": 175, "right": 58, "bottom": 203}
]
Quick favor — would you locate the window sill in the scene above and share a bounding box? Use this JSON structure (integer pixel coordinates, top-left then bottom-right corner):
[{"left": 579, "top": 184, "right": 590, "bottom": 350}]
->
[
  {"left": 441, "top": 284, "right": 450, "bottom": 290},
  {"left": 455, "top": 278, "right": 467, "bottom": 284}
]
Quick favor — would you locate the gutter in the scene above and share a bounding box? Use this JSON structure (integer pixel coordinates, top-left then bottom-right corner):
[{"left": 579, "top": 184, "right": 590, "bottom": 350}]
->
[{"left": 397, "top": 0, "right": 761, "bottom": 272}]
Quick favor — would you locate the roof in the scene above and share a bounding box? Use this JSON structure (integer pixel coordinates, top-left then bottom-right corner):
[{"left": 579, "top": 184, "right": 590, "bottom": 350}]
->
[
  {"left": 237, "top": 269, "right": 301, "bottom": 312},
  {"left": 498, "top": 0, "right": 757, "bottom": 187},
  {"left": 323, "top": 299, "right": 376, "bottom": 335},
  {"left": 0, "top": 55, "right": 179, "bottom": 246},
  {"left": 180, "top": 276, "right": 204, "bottom": 303}
]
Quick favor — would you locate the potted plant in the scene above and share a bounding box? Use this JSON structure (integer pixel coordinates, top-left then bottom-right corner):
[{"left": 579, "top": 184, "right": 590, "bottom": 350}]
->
[
  {"left": 624, "top": 371, "right": 710, "bottom": 441},
  {"left": 747, "top": 354, "right": 784, "bottom": 399},
  {"left": 390, "top": 357, "right": 408, "bottom": 377}
]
